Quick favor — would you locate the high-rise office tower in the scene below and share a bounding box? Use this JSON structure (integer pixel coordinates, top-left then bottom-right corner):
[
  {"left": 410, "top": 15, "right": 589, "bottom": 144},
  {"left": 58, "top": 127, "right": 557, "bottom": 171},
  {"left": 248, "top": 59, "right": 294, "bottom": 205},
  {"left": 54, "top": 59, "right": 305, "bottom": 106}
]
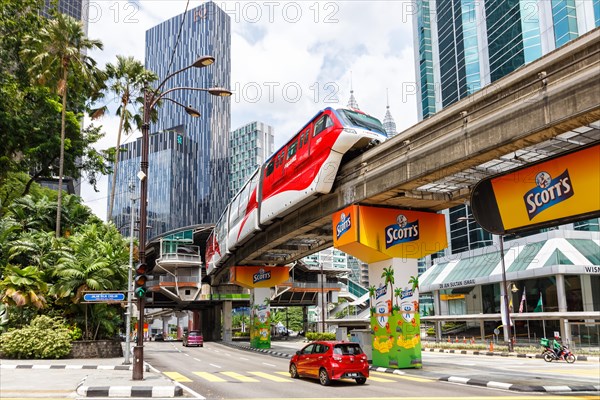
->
[
  {"left": 413, "top": 0, "right": 599, "bottom": 120},
  {"left": 109, "top": 2, "right": 231, "bottom": 238},
  {"left": 412, "top": 0, "right": 599, "bottom": 256},
  {"left": 229, "top": 121, "right": 274, "bottom": 198}
]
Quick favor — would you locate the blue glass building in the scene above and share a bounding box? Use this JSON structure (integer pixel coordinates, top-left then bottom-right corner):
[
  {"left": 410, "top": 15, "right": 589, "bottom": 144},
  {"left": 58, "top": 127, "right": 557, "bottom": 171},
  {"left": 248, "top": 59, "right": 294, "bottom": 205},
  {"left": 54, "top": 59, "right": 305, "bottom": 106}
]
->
[
  {"left": 110, "top": 2, "right": 231, "bottom": 238},
  {"left": 413, "top": 0, "right": 599, "bottom": 119}
]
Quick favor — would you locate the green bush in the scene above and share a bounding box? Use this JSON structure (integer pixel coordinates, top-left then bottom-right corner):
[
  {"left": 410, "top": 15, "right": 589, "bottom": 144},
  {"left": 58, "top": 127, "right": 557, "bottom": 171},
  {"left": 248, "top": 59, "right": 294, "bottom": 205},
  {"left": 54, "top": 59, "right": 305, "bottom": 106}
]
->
[
  {"left": 0, "top": 315, "right": 72, "bottom": 359},
  {"left": 233, "top": 331, "right": 250, "bottom": 338},
  {"left": 305, "top": 332, "right": 336, "bottom": 341}
]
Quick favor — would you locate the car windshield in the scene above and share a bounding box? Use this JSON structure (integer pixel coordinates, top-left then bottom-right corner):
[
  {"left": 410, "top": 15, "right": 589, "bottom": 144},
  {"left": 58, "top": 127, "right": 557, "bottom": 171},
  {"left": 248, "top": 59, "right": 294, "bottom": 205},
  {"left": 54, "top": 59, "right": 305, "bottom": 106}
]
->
[
  {"left": 336, "top": 109, "right": 386, "bottom": 135},
  {"left": 333, "top": 344, "right": 363, "bottom": 355},
  {"left": 188, "top": 332, "right": 201, "bottom": 337}
]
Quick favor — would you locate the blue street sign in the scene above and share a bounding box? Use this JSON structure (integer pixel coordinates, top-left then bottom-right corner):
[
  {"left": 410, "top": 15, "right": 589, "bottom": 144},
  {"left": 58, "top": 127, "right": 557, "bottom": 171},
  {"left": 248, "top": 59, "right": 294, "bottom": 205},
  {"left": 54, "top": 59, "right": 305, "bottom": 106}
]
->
[{"left": 83, "top": 293, "right": 126, "bottom": 302}]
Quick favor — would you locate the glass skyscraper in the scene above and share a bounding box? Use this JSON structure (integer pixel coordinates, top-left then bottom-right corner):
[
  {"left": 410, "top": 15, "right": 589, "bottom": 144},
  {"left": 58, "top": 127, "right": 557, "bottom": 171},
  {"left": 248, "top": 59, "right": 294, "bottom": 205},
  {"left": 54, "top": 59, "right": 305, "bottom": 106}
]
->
[
  {"left": 413, "top": 0, "right": 599, "bottom": 119},
  {"left": 229, "top": 121, "right": 274, "bottom": 198},
  {"left": 110, "top": 2, "right": 231, "bottom": 238},
  {"left": 412, "top": 0, "right": 599, "bottom": 256}
]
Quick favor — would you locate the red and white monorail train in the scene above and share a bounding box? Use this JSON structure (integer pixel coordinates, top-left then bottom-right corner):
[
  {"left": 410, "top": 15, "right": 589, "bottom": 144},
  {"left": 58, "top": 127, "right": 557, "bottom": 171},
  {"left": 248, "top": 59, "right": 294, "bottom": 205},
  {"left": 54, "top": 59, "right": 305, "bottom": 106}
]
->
[{"left": 205, "top": 107, "right": 387, "bottom": 273}]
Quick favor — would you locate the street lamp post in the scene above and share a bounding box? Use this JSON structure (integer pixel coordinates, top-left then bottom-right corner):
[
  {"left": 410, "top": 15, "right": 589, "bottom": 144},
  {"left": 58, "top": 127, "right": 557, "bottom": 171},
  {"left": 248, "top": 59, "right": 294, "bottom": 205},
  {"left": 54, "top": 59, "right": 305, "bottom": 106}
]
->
[
  {"left": 133, "top": 55, "right": 231, "bottom": 380},
  {"left": 124, "top": 181, "right": 137, "bottom": 365},
  {"left": 498, "top": 235, "right": 514, "bottom": 352}
]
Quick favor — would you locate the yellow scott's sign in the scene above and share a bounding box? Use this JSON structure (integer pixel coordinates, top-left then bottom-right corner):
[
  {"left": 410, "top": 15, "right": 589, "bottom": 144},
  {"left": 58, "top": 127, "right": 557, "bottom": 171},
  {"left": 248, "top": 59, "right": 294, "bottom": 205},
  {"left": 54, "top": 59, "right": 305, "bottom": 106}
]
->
[{"left": 471, "top": 143, "right": 600, "bottom": 234}]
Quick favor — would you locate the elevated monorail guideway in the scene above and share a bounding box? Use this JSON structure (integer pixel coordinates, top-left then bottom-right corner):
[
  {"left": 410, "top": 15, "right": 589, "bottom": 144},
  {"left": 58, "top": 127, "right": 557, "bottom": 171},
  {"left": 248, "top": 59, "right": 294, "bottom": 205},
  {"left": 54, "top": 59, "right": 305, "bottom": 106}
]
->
[{"left": 210, "top": 29, "right": 599, "bottom": 283}]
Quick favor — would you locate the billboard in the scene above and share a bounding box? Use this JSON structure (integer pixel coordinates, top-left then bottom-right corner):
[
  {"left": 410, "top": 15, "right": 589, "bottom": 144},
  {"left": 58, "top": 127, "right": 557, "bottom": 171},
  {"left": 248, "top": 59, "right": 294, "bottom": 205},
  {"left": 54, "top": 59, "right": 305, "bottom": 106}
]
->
[{"left": 471, "top": 143, "right": 600, "bottom": 234}]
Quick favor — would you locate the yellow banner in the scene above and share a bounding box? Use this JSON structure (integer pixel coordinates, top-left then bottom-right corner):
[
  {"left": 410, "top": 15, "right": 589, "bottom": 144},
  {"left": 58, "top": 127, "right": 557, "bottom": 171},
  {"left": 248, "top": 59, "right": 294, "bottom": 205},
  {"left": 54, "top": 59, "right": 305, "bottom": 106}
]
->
[
  {"left": 230, "top": 266, "right": 290, "bottom": 288},
  {"left": 491, "top": 144, "right": 600, "bottom": 230},
  {"left": 440, "top": 294, "right": 465, "bottom": 300},
  {"left": 333, "top": 205, "right": 447, "bottom": 261}
]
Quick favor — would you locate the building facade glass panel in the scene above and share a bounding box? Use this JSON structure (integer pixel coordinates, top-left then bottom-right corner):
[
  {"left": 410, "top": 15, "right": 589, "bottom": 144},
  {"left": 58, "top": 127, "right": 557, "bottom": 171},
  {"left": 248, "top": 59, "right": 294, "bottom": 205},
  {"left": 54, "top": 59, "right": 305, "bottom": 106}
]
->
[
  {"left": 552, "top": 0, "right": 579, "bottom": 46},
  {"left": 111, "top": 2, "right": 231, "bottom": 237}
]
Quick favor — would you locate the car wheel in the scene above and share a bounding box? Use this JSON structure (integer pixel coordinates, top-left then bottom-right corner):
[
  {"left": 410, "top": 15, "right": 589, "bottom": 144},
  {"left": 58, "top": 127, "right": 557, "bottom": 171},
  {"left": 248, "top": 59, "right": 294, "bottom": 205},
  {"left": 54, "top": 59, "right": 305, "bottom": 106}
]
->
[
  {"left": 289, "top": 363, "right": 299, "bottom": 379},
  {"left": 319, "top": 368, "right": 331, "bottom": 386},
  {"left": 200, "top": 344, "right": 204, "bottom": 347},
  {"left": 355, "top": 377, "right": 367, "bottom": 385}
]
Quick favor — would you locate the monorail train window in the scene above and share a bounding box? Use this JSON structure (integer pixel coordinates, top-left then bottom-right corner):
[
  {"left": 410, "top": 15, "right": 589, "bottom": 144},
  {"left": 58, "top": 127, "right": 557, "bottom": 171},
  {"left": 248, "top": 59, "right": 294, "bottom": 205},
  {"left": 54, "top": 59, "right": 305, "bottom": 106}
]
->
[
  {"left": 265, "top": 160, "right": 274, "bottom": 177},
  {"left": 299, "top": 129, "right": 309, "bottom": 148},
  {"left": 276, "top": 152, "right": 284, "bottom": 167},
  {"left": 313, "top": 115, "right": 332, "bottom": 137},
  {"left": 287, "top": 140, "right": 298, "bottom": 159}
]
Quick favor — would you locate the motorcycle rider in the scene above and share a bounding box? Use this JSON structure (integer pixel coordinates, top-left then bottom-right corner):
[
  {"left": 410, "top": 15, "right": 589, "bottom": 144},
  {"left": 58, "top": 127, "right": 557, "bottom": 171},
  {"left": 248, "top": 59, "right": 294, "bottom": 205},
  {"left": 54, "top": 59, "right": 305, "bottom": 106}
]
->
[{"left": 552, "top": 334, "right": 566, "bottom": 360}]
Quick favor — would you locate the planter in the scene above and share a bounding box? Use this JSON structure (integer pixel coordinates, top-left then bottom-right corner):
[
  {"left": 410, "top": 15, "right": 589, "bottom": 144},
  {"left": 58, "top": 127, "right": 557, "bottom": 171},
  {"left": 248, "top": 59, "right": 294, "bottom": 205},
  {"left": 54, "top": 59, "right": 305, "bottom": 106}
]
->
[{"left": 69, "top": 340, "right": 123, "bottom": 358}]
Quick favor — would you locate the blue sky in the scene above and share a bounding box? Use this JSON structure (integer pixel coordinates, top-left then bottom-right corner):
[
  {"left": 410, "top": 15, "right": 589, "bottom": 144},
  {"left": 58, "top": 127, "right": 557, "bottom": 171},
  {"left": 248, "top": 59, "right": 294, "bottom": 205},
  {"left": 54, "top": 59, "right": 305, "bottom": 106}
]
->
[{"left": 80, "top": 1, "right": 419, "bottom": 220}]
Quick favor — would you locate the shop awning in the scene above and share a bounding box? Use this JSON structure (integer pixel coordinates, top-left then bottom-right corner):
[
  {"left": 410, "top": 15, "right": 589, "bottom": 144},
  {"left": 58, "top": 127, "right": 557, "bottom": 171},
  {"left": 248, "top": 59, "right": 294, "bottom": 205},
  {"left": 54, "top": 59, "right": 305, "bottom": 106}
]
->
[{"left": 419, "top": 234, "right": 599, "bottom": 294}]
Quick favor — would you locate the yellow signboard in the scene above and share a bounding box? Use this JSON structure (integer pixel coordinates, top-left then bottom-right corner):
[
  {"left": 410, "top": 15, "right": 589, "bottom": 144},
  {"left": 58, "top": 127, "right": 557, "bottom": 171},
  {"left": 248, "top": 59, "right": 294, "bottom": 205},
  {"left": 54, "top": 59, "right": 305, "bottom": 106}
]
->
[
  {"left": 332, "top": 205, "right": 447, "bottom": 262},
  {"left": 230, "top": 266, "right": 290, "bottom": 288},
  {"left": 440, "top": 294, "right": 465, "bottom": 301},
  {"left": 472, "top": 143, "right": 600, "bottom": 234}
]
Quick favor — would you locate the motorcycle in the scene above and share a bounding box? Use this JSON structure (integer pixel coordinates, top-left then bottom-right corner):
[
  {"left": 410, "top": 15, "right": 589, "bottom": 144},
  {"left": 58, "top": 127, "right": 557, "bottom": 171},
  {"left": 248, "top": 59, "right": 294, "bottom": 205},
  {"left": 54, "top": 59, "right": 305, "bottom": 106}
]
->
[{"left": 540, "top": 339, "right": 576, "bottom": 363}]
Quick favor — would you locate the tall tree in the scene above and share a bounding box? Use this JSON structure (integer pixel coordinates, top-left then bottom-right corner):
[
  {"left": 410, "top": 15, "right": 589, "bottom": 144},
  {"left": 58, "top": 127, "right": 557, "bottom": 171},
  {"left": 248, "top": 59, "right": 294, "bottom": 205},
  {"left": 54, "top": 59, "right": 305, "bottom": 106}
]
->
[
  {"left": 21, "top": 13, "right": 103, "bottom": 237},
  {"left": 92, "top": 55, "right": 157, "bottom": 221}
]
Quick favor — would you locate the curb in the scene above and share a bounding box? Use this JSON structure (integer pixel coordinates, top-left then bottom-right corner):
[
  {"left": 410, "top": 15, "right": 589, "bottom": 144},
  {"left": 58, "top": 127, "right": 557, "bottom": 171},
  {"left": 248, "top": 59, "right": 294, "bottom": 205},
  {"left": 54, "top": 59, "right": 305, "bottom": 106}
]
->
[
  {"left": 76, "top": 385, "right": 182, "bottom": 398},
  {"left": 422, "top": 348, "right": 600, "bottom": 362},
  {"left": 371, "top": 367, "right": 600, "bottom": 392},
  {"left": 0, "top": 364, "right": 149, "bottom": 371},
  {"left": 226, "top": 342, "right": 293, "bottom": 359}
]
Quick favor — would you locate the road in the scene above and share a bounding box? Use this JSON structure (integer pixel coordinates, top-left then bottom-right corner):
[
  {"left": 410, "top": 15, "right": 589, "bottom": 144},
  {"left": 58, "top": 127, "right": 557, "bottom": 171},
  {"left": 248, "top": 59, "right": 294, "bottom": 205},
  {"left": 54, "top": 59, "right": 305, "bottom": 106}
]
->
[{"left": 144, "top": 341, "right": 598, "bottom": 399}]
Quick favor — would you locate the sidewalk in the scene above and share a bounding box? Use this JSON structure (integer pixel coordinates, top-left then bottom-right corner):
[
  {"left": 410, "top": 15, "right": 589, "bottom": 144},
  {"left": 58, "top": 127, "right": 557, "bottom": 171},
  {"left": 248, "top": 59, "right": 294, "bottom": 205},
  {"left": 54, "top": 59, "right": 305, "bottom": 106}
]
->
[
  {"left": 0, "top": 356, "right": 183, "bottom": 398},
  {"left": 225, "top": 337, "right": 600, "bottom": 393}
]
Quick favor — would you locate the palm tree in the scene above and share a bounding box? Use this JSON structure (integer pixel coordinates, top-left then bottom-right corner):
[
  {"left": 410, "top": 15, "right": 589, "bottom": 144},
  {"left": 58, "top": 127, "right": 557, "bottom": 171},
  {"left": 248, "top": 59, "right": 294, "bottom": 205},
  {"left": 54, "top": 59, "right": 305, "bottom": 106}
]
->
[
  {"left": 21, "top": 13, "right": 103, "bottom": 237},
  {"left": 381, "top": 266, "right": 395, "bottom": 310},
  {"left": 368, "top": 285, "right": 377, "bottom": 315},
  {"left": 92, "top": 56, "right": 157, "bottom": 221}
]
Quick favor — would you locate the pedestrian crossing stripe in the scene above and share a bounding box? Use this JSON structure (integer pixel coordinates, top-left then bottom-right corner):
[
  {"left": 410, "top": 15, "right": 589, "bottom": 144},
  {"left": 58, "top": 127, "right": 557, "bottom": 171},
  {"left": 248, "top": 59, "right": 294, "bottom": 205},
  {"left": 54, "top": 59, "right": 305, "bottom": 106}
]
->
[
  {"left": 193, "top": 371, "right": 226, "bottom": 382},
  {"left": 163, "top": 371, "right": 192, "bottom": 382},
  {"left": 249, "top": 371, "right": 292, "bottom": 382},
  {"left": 221, "top": 371, "right": 259, "bottom": 382},
  {"left": 371, "top": 371, "right": 433, "bottom": 383},
  {"left": 166, "top": 370, "right": 434, "bottom": 384}
]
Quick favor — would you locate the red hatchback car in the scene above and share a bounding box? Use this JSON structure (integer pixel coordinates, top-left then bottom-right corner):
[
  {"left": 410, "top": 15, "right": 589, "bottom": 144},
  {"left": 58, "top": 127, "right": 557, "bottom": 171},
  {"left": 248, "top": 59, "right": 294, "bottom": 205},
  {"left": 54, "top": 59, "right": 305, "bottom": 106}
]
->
[
  {"left": 289, "top": 341, "right": 369, "bottom": 385},
  {"left": 182, "top": 330, "right": 203, "bottom": 347}
]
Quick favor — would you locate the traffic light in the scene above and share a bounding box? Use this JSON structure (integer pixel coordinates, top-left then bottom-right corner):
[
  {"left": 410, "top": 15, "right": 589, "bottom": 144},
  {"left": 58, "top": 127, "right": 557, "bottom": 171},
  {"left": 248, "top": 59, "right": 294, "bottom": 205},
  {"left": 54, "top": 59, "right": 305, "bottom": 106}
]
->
[{"left": 134, "top": 263, "right": 149, "bottom": 299}]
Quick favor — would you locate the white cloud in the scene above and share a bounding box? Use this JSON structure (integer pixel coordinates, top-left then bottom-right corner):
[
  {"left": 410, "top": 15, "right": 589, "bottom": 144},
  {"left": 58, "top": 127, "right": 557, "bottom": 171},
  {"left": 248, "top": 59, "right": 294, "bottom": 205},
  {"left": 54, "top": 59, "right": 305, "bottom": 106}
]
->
[{"left": 80, "top": 0, "right": 419, "bottom": 221}]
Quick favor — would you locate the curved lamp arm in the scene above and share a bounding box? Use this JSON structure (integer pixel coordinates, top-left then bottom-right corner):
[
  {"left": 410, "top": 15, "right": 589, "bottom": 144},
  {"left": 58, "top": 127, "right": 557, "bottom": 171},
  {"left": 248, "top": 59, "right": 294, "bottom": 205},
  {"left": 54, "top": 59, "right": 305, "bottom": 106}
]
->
[
  {"left": 150, "top": 86, "right": 232, "bottom": 110},
  {"left": 161, "top": 97, "right": 201, "bottom": 117}
]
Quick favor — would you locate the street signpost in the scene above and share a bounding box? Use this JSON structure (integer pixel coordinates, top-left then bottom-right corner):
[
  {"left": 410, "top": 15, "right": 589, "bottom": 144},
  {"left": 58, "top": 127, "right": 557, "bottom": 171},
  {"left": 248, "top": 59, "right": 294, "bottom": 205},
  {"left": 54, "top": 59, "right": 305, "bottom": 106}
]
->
[{"left": 82, "top": 292, "right": 126, "bottom": 303}]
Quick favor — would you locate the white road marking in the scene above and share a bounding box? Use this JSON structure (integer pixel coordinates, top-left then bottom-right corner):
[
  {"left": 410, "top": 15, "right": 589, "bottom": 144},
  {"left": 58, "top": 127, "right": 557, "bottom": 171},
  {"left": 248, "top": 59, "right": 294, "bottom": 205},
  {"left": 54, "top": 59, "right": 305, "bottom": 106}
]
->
[
  {"left": 262, "top": 362, "right": 276, "bottom": 367},
  {"left": 209, "top": 363, "right": 222, "bottom": 369}
]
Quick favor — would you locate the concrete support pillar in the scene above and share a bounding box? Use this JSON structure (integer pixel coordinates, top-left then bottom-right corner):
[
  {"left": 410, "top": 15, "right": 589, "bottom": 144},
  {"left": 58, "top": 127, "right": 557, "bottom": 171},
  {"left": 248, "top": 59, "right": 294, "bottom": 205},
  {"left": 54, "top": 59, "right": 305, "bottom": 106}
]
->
[
  {"left": 161, "top": 317, "right": 169, "bottom": 336},
  {"left": 480, "top": 320, "right": 486, "bottom": 342},
  {"left": 317, "top": 272, "right": 327, "bottom": 333},
  {"left": 223, "top": 300, "right": 233, "bottom": 342},
  {"left": 251, "top": 287, "right": 271, "bottom": 349},
  {"left": 556, "top": 274, "right": 571, "bottom": 343},
  {"left": 433, "top": 290, "right": 442, "bottom": 342},
  {"left": 302, "top": 306, "right": 308, "bottom": 335},
  {"left": 368, "top": 258, "right": 421, "bottom": 369}
]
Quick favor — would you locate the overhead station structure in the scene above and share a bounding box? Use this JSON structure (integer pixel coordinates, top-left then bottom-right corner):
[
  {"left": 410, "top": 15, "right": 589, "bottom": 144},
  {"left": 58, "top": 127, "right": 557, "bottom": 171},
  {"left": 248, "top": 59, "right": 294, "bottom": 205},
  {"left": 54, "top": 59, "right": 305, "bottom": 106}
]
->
[{"left": 333, "top": 204, "right": 447, "bottom": 369}]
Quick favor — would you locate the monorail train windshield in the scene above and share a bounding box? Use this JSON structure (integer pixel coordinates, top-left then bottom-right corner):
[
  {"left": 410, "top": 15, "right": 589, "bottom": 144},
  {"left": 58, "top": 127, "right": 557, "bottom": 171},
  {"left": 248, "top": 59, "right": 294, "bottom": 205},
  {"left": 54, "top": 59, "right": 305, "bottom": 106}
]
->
[{"left": 336, "top": 108, "right": 387, "bottom": 135}]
